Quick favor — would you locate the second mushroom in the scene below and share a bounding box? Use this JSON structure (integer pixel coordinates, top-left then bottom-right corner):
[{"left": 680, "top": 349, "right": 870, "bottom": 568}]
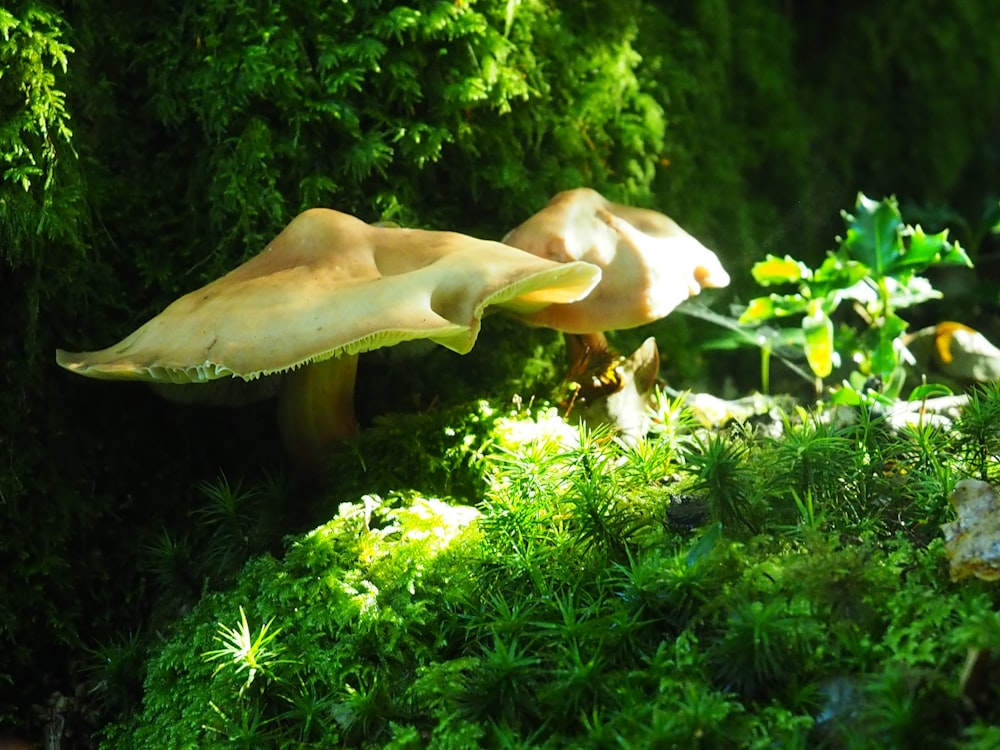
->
[{"left": 502, "top": 188, "right": 731, "bottom": 439}]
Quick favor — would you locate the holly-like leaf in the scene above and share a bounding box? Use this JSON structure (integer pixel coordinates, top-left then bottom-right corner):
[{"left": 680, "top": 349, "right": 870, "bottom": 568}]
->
[
  {"left": 841, "top": 193, "right": 903, "bottom": 277},
  {"left": 739, "top": 294, "right": 810, "bottom": 325},
  {"left": 893, "top": 225, "right": 972, "bottom": 272},
  {"left": 811, "top": 251, "right": 870, "bottom": 288},
  {"left": 750, "top": 254, "right": 811, "bottom": 286}
]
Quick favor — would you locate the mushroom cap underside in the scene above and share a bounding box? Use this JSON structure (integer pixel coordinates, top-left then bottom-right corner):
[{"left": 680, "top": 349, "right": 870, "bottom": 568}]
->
[{"left": 56, "top": 208, "right": 601, "bottom": 384}]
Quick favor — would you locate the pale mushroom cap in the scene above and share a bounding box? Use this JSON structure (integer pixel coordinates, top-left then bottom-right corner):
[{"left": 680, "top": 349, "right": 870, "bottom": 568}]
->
[
  {"left": 503, "top": 188, "right": 730, "bottom": 333},
  {"left": 56, "top": 208, "right": 601, "bottom": 384}
]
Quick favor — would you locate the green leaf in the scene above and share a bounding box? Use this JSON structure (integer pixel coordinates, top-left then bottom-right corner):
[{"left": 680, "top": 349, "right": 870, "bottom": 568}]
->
[
  {"left": 829, "top": 380, "right": 894, "bottom": 408},
  {"left": 372, "top": 7, "right": 421, "bottom": 41},
  {"left": 0, "top": 8, "right": 17, "bottom": 39},
  {"left": 898, "top": 225, "right": 948, "bottom": 267},
  {"left": 686, "top": 522, "right": 722, "bottom": 568},
  {"left": 504, "top": 0, "right": 520, "bottom": 37},
  {"left": 870, "top": 313, "right": 909, "bottom": 377},
  {"left": 811, "top": 251, "right": 870, "bottom": 288},
  {"left": 909, "top": 382, "right": 954, "bottom": 401},
  {"left": 750, "top": 254, "right": 811, "bottom": 285},
  {"left": 893, "top": 225, "right": 972, "bottom": 273},
  {"left": 828, "top": 384, "right": 862, "bottom": 406},
  {"left": 802, "top": 302, "right": 835, "bottom": 378},
  {"left": 841, "top": 193, "right": 903, "bottom": 276},
  {"left": 739, "top": 294, "right": 810, "bottom": 325}
]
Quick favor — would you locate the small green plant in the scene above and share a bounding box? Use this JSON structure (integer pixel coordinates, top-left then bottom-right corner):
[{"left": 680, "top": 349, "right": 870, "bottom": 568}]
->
[
  {"left": 609, "top": 527, "right": 729, "bottom": 635},
  {"left": 740, "top": 193, "right": 972, "bottom": 400},
  {"left": 708, "top": 596, "right": 820, "bottom": 701},
  {"left": 81, "top": 630, "right": 147, "bottom": 717},
  {"left": 683, "top": 432, "right": 759, "bottom": 533},
  {"left": 561, "top": 426, "right": 652, "bottom": 559},
  {"left": 462, "top": 634, "right": 543, "bottom": 728},
  {"left": 767, "top": 416, "right": 860, "bottom": 527},
  {"left": 202, "top": 606, "right": 286, "bottom": 696},
  {"left": 954, "top": 381, "right": 1000, "bottom": 482},
  {"left": 192, "top": 473, "right": 271, "bottom": 584},
  {"left": 141, "top": 528, "right": 201, "bottom": 612}
]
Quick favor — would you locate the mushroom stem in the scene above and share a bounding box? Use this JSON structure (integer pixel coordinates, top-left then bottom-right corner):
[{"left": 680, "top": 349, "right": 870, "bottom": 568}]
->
[
  {"left": 565, "top": 332, "right": 612, "bottom": 379},
  {"left": 277, "top": 354, "right": 360, "bottom": 475}
]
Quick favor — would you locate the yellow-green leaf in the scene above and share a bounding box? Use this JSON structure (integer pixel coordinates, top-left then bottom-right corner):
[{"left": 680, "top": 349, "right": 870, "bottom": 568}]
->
[
  {"left": 750, "top": 254, "right": 811, "bottom": 286},
  {"left": 802, "top": 303, "right": 835, "bottom": 378}
]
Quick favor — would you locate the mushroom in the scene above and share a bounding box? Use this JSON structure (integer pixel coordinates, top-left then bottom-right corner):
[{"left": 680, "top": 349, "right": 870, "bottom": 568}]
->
[
  {"left": 57, "top": 208, "right": 601, "bottom": 473},
  {"left": 502, "top": 188, "right": 730, "bottom": 334},
  {"left": 563, "top": 333, "right": 661, "bottom": 444},
  {"left": 502, "top": 188, "right": 730, "bottom": 439}
]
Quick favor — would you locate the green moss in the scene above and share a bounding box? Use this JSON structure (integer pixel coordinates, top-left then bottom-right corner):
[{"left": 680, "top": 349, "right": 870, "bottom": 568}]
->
[
  {"left": 101, "top": 398, "right": 1000, "bottom": 747},
  {"left": 0, "top": 3, "right": 84, "bottom": 262}
]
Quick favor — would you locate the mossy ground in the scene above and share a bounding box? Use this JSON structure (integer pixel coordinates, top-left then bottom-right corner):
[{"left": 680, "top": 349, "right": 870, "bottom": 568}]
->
[{"left": 98, "top": 386, "right": 1000, "bottom": 748}]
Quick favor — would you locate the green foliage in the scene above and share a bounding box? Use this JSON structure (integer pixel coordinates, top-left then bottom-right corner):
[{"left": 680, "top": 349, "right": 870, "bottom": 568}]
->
[
  {"left": 101, "top": 395, "right": 1000, "bottom": 748},
  {"left": 102, "top": 492, "right": 483, "bottom": 749},
  {"left": 138, "top": 472, "right": 288, "bottom": 611},
  {"left": 320, "top": 398, "right": 503, "bottom": 505},
  {"left": 768, "top": 417, "right": 858, "bottom": 518},
  {"left": 86, "top": 0, "right": 664, "bottom": 300},
  {"left": 82, "top": 630, "right": 147, "bottom": 718},
  {"left": 0, "top": 2, "right": 82, "bottom": 255},
  {"left": 190, "top": 473, "right": 285, "bottom": 585},
  {"left": 708, "top": 597, "right": 820, "bottom": 701},
  {"left": 684, "top": 432, "right": 759, "bottom": 533},
  {"left": 0, "top": 1, "right": 94, "bottom": 368},
  {"left": 0, "top": 8, "right": 111, "bottom": 727},
  {"left": 954, "top": 382, "right": 1000, "bottom": 483},
  {"left": 202, "top": 606, "right": 286, "bottom": 696},
  {"left": 741, "top": 194, "right": 972, "bottom": 396}
]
